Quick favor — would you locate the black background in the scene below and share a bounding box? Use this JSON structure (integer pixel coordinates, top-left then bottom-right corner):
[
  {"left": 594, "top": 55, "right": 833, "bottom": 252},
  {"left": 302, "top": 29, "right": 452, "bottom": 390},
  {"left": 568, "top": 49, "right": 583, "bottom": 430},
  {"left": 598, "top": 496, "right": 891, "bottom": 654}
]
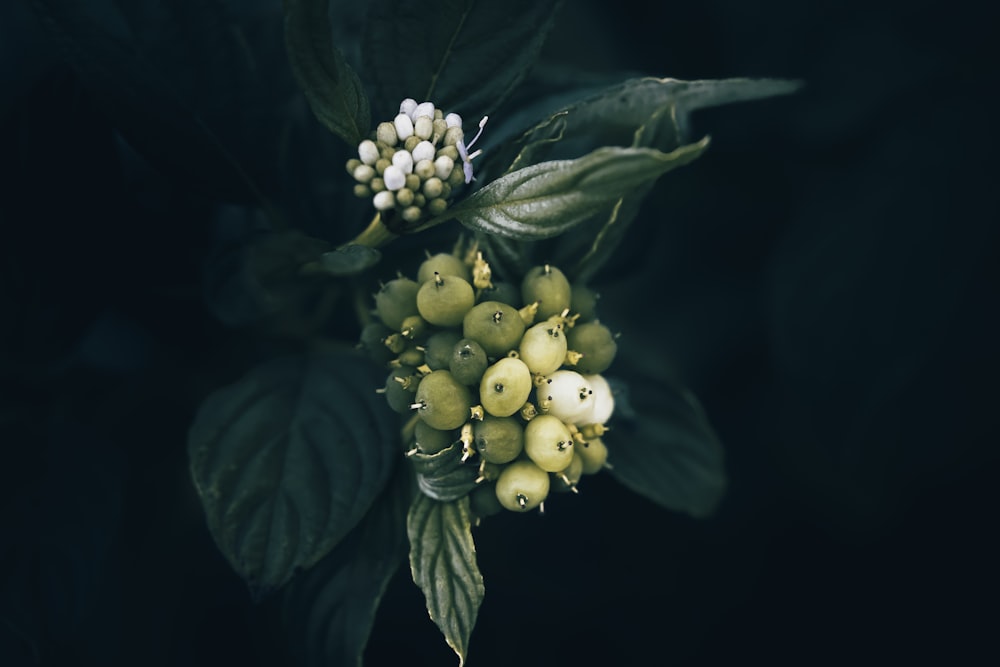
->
[{"left": 2, "top": 1, "right": 997, "bottom": 666}]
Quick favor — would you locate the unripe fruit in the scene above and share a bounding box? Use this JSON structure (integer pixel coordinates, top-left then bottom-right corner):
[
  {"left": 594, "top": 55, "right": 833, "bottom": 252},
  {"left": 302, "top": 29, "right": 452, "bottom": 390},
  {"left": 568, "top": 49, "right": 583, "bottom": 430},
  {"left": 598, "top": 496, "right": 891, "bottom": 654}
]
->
[
  {"left": 538, "top": 370, "right": 595, "bottom": 424},
  {"left": 479, "top": 357, "right": 532, "bottom": 418},
  {"left": 413, "top": 370, "right": 472, "bottom": 430},
  {"left": 423, "top": 330, "right": 463, "bottom": 370},
  {"left": 495, "top": 460, "right": 550, "bottom": 511},
  {"left": 566, "top": 321, "right": 617, "bottom": 374},
  {"left": 375, "top": 277, "right": 420, "bottom": 331},
  {"left": 570, "top": 285, "right": 600, "bottom": 322},
  {"left": 518, "top": 322, "right": 568, "bottom": 375},
  {"left": 477, "top": 281, "right": 520, "bottom": 307},
  {"left": 449, "top": 338, "right": 489, "bottom": 385},
  {"left": 414, "top": 420, "right": 455, "bottom": 455},
  {"left": 523, "top": 414, "right": 574, "bottom": 472},
  {"left": 553, "top": 452, "right": 584, "bottom": 492},
  {"left": 473, "top": 415, "right": 524, "bottom": 464},
  {"left": 577, "top": 436, "right": 609, "bottom": 475},
  {"left": 469, "top": 483, "right": 504, "bottom": 518},
  {"left": 383, "top": 365, "right": 419, "bottom": 414},
  {"left": 463, "top": 301, "right": 525, "bottom": 357},
  {"left": 521, "top": 264, "right": 571, "bottom": 320},
  {"left": 360, "top": 321, "right": 395, "bottom": 365},
  {"left": 417, "top": 252, "right": 471, "bottom": 284},
  {"left": 417, "top": 273, "right": 475, "bottom": 327}
]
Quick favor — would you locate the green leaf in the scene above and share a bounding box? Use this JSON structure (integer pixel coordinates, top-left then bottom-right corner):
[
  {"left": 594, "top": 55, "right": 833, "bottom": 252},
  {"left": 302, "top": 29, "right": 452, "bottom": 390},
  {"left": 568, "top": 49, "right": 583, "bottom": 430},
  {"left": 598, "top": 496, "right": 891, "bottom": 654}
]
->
[
  {"left": 317, "top": 244, "right": 383, "bottom": 276},
  {"left": 407, "top": 494, "right": 484, "bottom": 666},
  {"left": 440, "top": 139, "right": 710, "bottom": 241},
  {"left": 409, "top": 441, "right": 479, "bottom": 502},
  {"left": 187, "top": 348, "right": 398, "bottom": 596},
  {"left": 281, "top": 461, "right": 416, "bottom": 667},
  {"left": 362, "top": 0, "right": 564, "bottom": 121},
  {"left": 606, "top": 375, "right": 726, "bottom": 518},
  {"left": 284, "top": 0, "right": 371, "bottom": 146}
]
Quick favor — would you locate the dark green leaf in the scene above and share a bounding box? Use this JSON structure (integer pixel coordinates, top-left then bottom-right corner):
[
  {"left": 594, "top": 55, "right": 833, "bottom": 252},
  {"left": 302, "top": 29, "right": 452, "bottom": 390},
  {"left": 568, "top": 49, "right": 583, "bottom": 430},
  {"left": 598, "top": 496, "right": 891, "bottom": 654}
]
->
[
  {"left": 439, "top": 139, "right": 710, "bottom": 241},
  {"left": 318, "top": 244, "right": 383, "bottom": 276},
  {"left": 409, "top": 441, "right": 479, "bottom": 502},
  {"left": 282, "top": 461, "right": 416, "bottom": 667},
  {"left": 362, "top": 0, "right": 564, "bottom": 121},
  {"left": 606, "top": 375, "right": 726, "bottom": 518},
  {"left": 407, "top": 494, "right": 484, "bottom": 666},
  {"left": 284, "top": 0, "right": 371, "bottom": 146},
  {"left": 187, "top": 348, "right": 399, "bottom": 596}
]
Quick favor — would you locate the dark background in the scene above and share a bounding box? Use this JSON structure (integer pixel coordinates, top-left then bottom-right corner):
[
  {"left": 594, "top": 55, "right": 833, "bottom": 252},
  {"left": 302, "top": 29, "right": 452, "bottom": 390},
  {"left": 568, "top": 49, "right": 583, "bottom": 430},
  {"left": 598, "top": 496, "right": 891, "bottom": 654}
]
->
[{"left": 2, "top": 1, "right": 996, "bottom": 666}]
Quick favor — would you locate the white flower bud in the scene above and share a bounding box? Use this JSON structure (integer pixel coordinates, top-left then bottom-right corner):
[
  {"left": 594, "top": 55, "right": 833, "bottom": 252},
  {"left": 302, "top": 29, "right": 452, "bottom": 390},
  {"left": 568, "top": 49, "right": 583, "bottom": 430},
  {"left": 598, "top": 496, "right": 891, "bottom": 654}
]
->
[
  {"left": 411, "top": 140, "right": 435, "bottom": 163},
  {"left": 399, "top": 98, "right": 418, "bottom": 118},
  {"left": 376, "top": 122, "right": 398, "bottom": 146},
  {"left": 353, "top": 164, "right": 376, "bottom": 183},
  {"left": 358, "top": 139, "right": 379, "bottom": 165},
  {"left": 445, "top": 112, "right": 463, "bottom": 128},
  {"left": 433, "top": 155, "right": 454, "bottom": 180},
  {"left": 443, "top": 126, "right": 464, "bottom": 146},
  {"left": 414, "top": 101, "right": 435, "bottom": 119},
  {"left": 393, "top": 113, "right": 414, "bottom": 141},
  {"left": 373, "top": 190, "right": 395, "bottom": 211},
  {"left": 414, "top": 159, "right": 435, "bottom": 180},
  {"left": 391, "top": 149, "right": 414, "bottom": 174},
  {"left": 414, "top": 116, "right": 433, "bottom": 140},
  {"left": 422, "top": 177, "right": 443, "bottom": 199},
  {"left": 382, "top": 165, "right": 406, "bottom": 191}
]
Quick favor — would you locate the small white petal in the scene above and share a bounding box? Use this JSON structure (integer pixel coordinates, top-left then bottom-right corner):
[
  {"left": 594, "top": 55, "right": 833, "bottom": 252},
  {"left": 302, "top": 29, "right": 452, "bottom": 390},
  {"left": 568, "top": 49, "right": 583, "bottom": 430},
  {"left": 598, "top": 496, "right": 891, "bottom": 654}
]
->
[
  {"left": 414, "top": 101, "right": 435, "bottom": 119},
  {"left": 358, "top": 140, "right": 379, "bottom": 165},
  {"left": 373, "top": 190, "right": 395, "bottom": 211},
  {"left": 382, "top": 165, "right": 406, "bottom": 191},
  {"left": 445, "top": 112, "right": 463, "bottom": 128},
  {"left": 411, "top": 140, "right": 435, "bottom": 163},
  {"left": 433, "top": 155, "right": 454, "bottom": 180},
  {"left": 393, "top": 113, "right": 414, "bottom": 141},
  {"left": 391, "top": 150, "right": 414, "bottom": 174},
  {"left": 399, "top": 98, "right": 418, "bottom": 117}
]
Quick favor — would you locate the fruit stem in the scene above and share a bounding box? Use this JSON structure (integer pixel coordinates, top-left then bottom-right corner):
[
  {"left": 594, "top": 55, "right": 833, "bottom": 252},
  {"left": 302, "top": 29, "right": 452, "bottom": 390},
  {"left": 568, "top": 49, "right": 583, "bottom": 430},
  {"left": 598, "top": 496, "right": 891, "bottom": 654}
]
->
[{"left": 348, "top": 212, "right": 398, "bottom": 249}]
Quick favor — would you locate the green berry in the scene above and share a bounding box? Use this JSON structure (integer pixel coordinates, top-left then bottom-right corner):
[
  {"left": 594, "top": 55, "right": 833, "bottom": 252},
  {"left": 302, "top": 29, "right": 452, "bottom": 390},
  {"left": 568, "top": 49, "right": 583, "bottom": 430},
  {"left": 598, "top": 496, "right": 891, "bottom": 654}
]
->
[
  {"left": 518, "top": 321, "right": 568, "bottom": 376},
  {"left": 375, "top": 277, "right": 420, "bottom": 331},
  {"left": 477, "top": 281, "right": 520, "bottom": 307},
  {"left": 414, "top": 420, "right": 455, "bottom": 455},
  {"left": 417, "top": 273, "right": 475, "bottom": 327},
  {"left": 566, "top": 321, "right": 617, "bottom": 374},
  {"left": 463, "top": 300, "right": 525, "bottom": 357},
  {"left": 552, "top": 452, "right": 584, "bottom": 492},
  {"left": 495, "top": 460, "right": 550, "bottom": 512},
  {"left": 413, "top": 370, "right": 472, "bottom": 430},
  {"left": 423, "top": 330, "right": 463, "bottom": 370},
  {"left": 521, "top": 264, "right": 571, "bottom": 320},
  {"left": 417, "top": 252, "right": 471, "bottom": 284},
  {"left": 479, "top": 357, "right": 532, "bottom": 418},
  {"left": 469, "top": 483, "right": 504, "bottom": 519},
  {"left": 570, "top": 285, "right": 600, "bottom": 322},
  {"left": 577, "top": 436, "right": 609, "bottom": 475},
  {"left": 523, "top": 414, "right": 574, "bottom": 472},
  {"left": 383, "top": 365, "right": 420, "bottom": 414},
  {"left": 473, "top": 415, "right": 524, "bottom": 464},
  {"left": 449, "top": 338, "right": 489, "bottom": 385},
  {"left": 360, "top": 321, "right": 395, "bottom": 365}
]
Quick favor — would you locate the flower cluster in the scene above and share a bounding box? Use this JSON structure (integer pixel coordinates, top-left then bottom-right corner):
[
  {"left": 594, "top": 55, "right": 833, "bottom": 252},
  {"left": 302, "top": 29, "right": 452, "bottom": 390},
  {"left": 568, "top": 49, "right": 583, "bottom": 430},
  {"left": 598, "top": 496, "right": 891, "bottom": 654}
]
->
[{"left": 346, "top": 98, "right": 486, "bottom": 225}]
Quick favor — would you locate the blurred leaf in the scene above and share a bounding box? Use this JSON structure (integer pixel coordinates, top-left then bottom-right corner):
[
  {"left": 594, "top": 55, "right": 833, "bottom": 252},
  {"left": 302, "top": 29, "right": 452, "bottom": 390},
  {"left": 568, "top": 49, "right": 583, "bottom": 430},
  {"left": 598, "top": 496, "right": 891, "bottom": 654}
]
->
[
  {"left": 282, "top": 461, "right": 415, "bottom": 667},
  {"left": 607, "top": 375, "right": 726, "bottom": 518},
  {"left": 409, "top": 441, "right": 479, "bottom": 502},
  {"left": 187, "top": 348, "right": 399, "bottom": 596},
  {"left": 407, "top": 494, "right": 483, "bottom": 667},
  {"left": 283, "top": 0, "right": 370, "bottom": 146},
  {"left": 438, "top": 139, "right": 709, "bottom": 241},
  {"left": 362, "top": 0, "right": 563, "bottom": 121},
  {"left": 29, "top": 0, "right": 300, "bottom": 202},
  {"left": 318, "top": 244, "right": 382, "bottom": 276}
]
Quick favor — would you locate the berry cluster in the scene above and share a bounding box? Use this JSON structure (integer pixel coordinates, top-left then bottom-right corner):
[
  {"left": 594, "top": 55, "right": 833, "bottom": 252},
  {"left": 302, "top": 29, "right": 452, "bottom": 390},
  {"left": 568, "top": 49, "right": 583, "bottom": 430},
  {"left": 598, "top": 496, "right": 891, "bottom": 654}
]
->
[
  {"left": 345, "top": 98, "right": 486, "bottom": 225},
  {"left": 361, "top": 247, "right": 618, "bottom": 519}
]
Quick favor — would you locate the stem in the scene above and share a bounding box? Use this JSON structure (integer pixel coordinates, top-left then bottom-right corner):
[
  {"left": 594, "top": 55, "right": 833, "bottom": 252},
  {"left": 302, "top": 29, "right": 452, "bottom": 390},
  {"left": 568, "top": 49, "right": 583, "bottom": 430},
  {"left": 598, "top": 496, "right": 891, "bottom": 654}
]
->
[{"left": 348, "top": 212, "right": 398, "bottom": 249}]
